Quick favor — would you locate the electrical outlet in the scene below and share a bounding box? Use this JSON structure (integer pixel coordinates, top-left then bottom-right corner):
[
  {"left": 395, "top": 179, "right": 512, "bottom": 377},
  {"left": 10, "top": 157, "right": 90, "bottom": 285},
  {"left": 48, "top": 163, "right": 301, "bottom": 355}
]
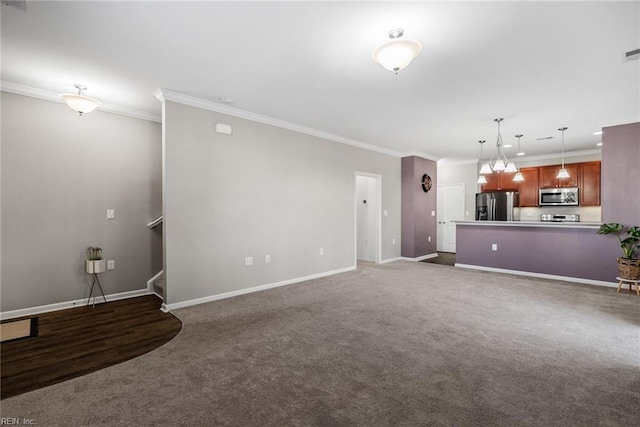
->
[
  {"left": 107, "top": 260, "right": 115, "bottom": 270},
  {"left": 428, "top": 236, "right": 431, "bottom": 242},
  {"left": 431, "top": 211, "right": 435, "bottom": 216},
  {"left": 245, "top": 257, "right": 253, "bottom": 266},
  {"left": 492, "top": 244, "right": 498, "bottom": 251},
  {"left": 392, "top": 238, "right": 396, "bottom": 245},
  {"left": 383, "top": 210, "right": 388, "bottom": 216},
  {"left": 265, "top": 254, "right": 270, "bottom": 263},
  {"left": 319, "top": 248, "right": 324, "bottom": 255},
  {"left": 107, "top": 209, "right": 115, "bottom": 219}
]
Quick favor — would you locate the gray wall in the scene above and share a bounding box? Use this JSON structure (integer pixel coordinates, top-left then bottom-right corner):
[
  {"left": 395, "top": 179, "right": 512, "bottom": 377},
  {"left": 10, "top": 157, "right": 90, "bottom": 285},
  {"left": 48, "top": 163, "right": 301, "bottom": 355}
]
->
[
  {"left": 1, "top": 92, "right": 162, "bottom": 312},
  {"left": 437, "top": 161, "right": 477, "bottom": 220},
  {"left": 162, "top": 100, "right": 401, "bottom": 307},
  {"left": 602, "top": 122, "right": 640, "bottom": 226},
  {"left": 401, "top": 156, "right": 437, "bottom": 258}
]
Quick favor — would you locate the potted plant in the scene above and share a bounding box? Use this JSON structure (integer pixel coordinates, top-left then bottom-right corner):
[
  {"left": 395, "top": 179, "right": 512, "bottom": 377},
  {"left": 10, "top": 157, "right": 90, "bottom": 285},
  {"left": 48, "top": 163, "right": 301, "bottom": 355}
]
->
[
  {"left": 597, "top": 223, "right": 640, "bottom": 280},
  {"left": 86, "top": 246, "right": 106, "bottom": 274}
]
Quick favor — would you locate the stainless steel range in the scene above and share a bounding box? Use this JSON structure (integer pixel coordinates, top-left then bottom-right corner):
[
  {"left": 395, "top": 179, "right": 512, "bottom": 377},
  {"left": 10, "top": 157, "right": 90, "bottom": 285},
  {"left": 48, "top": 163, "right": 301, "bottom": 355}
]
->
[{"left": 540, "top": 214, "right": 580, "bottom": 222}]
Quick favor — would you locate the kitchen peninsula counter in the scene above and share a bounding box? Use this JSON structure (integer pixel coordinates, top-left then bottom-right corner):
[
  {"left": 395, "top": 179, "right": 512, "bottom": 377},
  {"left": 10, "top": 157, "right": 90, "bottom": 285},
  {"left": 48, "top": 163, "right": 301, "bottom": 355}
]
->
[
  {"left": 455, "top": 220, "right": 602, "bottom": 229},
  {"left": 454, "top": 220, "right": 619, "bottom": 285}
]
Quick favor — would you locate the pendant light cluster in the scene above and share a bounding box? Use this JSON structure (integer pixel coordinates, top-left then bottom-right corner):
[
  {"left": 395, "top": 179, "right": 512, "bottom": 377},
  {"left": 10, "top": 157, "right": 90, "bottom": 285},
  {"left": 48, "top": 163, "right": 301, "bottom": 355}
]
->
[
  {"left": 477, "top": 118, "right": 572, "bottom": 185},
  {"left": 479, "top": 118, "right": 517, "bottom": 175}
]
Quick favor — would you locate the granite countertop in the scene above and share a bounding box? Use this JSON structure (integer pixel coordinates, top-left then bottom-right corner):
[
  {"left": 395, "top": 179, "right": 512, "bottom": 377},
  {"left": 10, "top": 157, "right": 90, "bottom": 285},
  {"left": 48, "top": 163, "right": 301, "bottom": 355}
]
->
[{"left": 454, "top": 220, "right": 602, "bottom": 229}]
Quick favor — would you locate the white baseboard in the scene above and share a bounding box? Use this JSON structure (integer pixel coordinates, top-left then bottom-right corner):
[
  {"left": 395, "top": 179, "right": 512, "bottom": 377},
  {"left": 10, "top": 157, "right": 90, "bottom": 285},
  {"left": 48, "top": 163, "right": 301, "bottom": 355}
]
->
[
  {"left": 380, "top": 257, "right": 404, "bottom": 264},
  {"left": 0, "top": 289, "right": 150, "bottom": 321},
  {"left": 454, "top": 263, "right": 618, "bottom": 288},
  {"left": 163, "top": 265, "right": 357, "bottom": 312}
]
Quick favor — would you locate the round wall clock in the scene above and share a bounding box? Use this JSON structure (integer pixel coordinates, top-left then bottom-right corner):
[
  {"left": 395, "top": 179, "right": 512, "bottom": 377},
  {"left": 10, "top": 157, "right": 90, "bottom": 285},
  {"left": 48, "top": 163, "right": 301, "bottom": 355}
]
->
[{"left": 421, "top": 174, "right": 432, "bottom": 193}]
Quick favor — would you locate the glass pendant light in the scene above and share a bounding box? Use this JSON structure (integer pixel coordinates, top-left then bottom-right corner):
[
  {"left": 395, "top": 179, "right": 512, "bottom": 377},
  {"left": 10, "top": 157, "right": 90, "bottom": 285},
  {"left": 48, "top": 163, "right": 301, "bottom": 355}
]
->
[
  {"left": 477, "top": 140, "right": 490, "bottom": 182},
  {"left": 512, "top": 134, "right": 525, "bottom": 182},
  {"left": 556, "top": 127, "right": 570, "bottom": 179}
]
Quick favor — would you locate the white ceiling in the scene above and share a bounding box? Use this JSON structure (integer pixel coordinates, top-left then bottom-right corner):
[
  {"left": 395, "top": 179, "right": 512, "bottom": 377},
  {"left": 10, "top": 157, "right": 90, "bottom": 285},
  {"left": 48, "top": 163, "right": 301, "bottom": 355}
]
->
[{"left": 2, "top": 1, "right": 639, "bottom": 162}]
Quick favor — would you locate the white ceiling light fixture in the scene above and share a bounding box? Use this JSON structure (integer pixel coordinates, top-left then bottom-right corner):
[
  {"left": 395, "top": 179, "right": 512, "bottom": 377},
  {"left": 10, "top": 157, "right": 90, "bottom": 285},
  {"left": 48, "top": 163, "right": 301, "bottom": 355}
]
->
[
  {"left": 485, "top": 118, "right": 517, "bottom": 173},
  {"left": 512, "top": 134, "right": 525, "bottom": 182},
  {"left": 477, "top": 140, "right": 489, "bottom": 183},
  {"left": 61, "top": 84, "right": 102, "bottom": 116},
  {"left": 372, "top": 28, "right": 422, "bottom": 74},
  {"left": 556, "top": 127, "right": 570, "bottom": 179}
]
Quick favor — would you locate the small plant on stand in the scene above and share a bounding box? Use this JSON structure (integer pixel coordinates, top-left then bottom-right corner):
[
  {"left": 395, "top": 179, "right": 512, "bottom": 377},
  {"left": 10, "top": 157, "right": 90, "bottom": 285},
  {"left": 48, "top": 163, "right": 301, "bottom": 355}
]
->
[
  {"left": 86, "top": 246, "right": 106, "bottom": 273},
  {"left": 597, "top": 223, "right": 640, "bottom": 280}
]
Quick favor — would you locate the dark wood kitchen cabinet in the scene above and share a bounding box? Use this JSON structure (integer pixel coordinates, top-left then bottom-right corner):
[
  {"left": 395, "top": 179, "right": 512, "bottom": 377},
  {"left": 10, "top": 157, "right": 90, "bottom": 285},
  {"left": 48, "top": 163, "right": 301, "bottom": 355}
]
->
[
  {"left": 481, "top": 172, "right": 518, "bottom": 192},
  {"left": 539, "top": 164, "right": 578, "bottom": 188},
  {"left": 516, "top": 167, "right": 539, "bottom": 207},
  {"left": 579, "top": 161, "right": 601, "bottom": 206}
]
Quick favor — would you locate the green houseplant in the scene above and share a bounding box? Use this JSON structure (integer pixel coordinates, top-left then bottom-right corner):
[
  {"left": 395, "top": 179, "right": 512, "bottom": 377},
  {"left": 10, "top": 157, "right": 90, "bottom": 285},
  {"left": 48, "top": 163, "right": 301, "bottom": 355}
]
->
[
  {"left": 86, "top": 246, "right": 106, "bottom": 274},
  {"left": 597, "top": 223, "right": 640, "bottom": 279}
]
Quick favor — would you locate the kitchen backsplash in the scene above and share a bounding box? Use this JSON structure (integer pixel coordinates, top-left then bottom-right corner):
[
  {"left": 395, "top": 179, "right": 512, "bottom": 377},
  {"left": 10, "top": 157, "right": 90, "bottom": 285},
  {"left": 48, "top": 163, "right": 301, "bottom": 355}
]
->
[{"left": 520, "top": 206, "right": 601, "bottom": 222}]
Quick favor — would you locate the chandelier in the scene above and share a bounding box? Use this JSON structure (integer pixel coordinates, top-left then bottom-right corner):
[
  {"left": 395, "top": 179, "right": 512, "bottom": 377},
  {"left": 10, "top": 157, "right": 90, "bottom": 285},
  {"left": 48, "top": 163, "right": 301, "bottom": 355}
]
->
[
  {"left": 479, "top": 118, "right": 517, "bottom": 174},
  {"left": 371, "top": 29, "right": 422, "bottom": 74}
]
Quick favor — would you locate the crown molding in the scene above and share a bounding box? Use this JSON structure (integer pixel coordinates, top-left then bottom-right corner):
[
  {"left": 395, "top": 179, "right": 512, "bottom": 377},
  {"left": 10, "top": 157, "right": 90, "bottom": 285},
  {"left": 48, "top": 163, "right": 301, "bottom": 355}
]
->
[
  {"left": 517, "top": 148, "right": 601, "bottom": 163},
  {"left": 155, "top": 89, "right": 408, "bottom": 158},
  {"left": 1, "top": 81, "right": 161, "bottom": 123}
]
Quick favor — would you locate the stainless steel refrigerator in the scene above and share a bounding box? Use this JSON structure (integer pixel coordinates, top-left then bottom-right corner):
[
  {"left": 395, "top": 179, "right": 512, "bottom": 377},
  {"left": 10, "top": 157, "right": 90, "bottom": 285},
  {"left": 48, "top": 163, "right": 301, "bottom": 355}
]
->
[{"left": 475, "top": 192, "right": 520, "bottom": 221}]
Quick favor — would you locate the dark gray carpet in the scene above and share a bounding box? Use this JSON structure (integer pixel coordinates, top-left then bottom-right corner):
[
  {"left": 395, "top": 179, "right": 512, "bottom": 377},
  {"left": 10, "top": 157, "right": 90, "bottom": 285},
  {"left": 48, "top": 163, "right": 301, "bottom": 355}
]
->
[{"left": 1, "top": 262, "right": 639, "bottom": 426}]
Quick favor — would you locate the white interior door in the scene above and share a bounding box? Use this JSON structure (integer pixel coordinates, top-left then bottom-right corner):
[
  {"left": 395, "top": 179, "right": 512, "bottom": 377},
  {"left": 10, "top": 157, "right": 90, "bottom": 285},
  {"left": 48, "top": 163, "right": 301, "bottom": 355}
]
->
[
  {"left": 355, "top": 174, "right": 381, "bottom": 263},
  {"left": 437, "top": 184, "right": 465, "bottom": 253}
]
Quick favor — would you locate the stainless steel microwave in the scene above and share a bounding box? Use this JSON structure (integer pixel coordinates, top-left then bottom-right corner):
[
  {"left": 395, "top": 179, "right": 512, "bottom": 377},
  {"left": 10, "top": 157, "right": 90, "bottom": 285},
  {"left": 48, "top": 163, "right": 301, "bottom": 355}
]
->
[{"left": 539, "top": 187, "right": 579, "bottom": 206}]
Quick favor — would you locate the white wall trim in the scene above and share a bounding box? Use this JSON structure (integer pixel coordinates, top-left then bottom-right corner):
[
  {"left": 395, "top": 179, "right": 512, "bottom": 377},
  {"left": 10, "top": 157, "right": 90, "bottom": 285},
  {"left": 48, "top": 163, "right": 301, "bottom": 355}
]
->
[
  {"left": 454, "top": 263, "right": 618, "bottom": 288},
  {"left": 0, "top": 289, "right": 150, "bottom": 321},
  {"left": 154, "top": 89, "right": 406, "bottom": 158},
  {"left": 400, "top": 253, "right": 438, "bottom": 262},
  {"left": 1, "top": 81, "right": 161, "bottom": 123},
  {"left": 162, "top": 266, "right": 356, "bottom": 312}
]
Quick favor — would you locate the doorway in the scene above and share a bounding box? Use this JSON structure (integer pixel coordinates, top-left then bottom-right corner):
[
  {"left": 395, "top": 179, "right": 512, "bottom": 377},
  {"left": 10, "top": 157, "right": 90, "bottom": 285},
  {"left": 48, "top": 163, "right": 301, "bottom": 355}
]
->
[
  {"left": 355, "top": 173, "right": 381, "bottom": 263},
  {"left": 437, "top": 184, "right": 465, "bottom": 253}
]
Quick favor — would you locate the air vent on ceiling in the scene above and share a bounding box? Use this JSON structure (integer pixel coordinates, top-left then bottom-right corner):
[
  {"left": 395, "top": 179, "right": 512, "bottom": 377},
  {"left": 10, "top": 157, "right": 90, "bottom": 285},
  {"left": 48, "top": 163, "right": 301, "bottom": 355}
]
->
[
  {"left": 3, "top": 1, "right": 27, "bottom": 11},
  {"left": 536, "top": 136, "right": 554, "bottom": 141},
  {"left": 625, "top": 48, "right": 640, "bottom": 60}
]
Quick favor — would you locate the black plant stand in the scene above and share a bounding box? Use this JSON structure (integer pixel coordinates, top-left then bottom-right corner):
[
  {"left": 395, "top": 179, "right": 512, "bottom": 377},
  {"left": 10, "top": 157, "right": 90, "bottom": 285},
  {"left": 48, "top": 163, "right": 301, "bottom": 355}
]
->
[{"left": 87, "top": 272, "right": 107, "bottom": 307}]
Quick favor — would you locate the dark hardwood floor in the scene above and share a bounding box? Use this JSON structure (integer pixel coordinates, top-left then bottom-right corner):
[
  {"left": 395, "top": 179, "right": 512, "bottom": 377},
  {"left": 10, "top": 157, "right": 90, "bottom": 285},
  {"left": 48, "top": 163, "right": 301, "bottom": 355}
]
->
[
  {"left": 421, "top": 252, "right": 456, "bottom": 266},
  {"left": 0, "top": 294, "right": 182, "bottom": 400}
]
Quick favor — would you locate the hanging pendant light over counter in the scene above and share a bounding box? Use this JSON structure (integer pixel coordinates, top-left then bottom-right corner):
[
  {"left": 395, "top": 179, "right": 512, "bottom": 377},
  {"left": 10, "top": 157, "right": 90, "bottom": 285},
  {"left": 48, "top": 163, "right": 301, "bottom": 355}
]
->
[
  {"left": 556, "top": 127, "right": 570, "bottom": 179},
  {"left": 479, "top": 118, "right": 517, "bottom": 175}
]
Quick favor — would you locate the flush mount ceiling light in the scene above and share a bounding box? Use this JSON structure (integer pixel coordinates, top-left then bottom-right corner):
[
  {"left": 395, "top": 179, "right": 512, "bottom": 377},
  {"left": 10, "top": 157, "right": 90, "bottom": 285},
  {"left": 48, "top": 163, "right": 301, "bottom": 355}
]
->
[
  {"left": 61, "top": 84, "right": 102, "bottom": 116},
  {"left": 371, "top": 28, "right": 422, "bottom": 74},
  {"left": 556, "top": 127, "right": 570, "bottom": 179},
  {"left": 480, "top": 118, "right": 517, "bottom": 174},
  {"left": 512, "top": 134, "right": 525, "bottom": 182},
  {"left": 477, "top": 140, "right": 488, "bottom": 184}
]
